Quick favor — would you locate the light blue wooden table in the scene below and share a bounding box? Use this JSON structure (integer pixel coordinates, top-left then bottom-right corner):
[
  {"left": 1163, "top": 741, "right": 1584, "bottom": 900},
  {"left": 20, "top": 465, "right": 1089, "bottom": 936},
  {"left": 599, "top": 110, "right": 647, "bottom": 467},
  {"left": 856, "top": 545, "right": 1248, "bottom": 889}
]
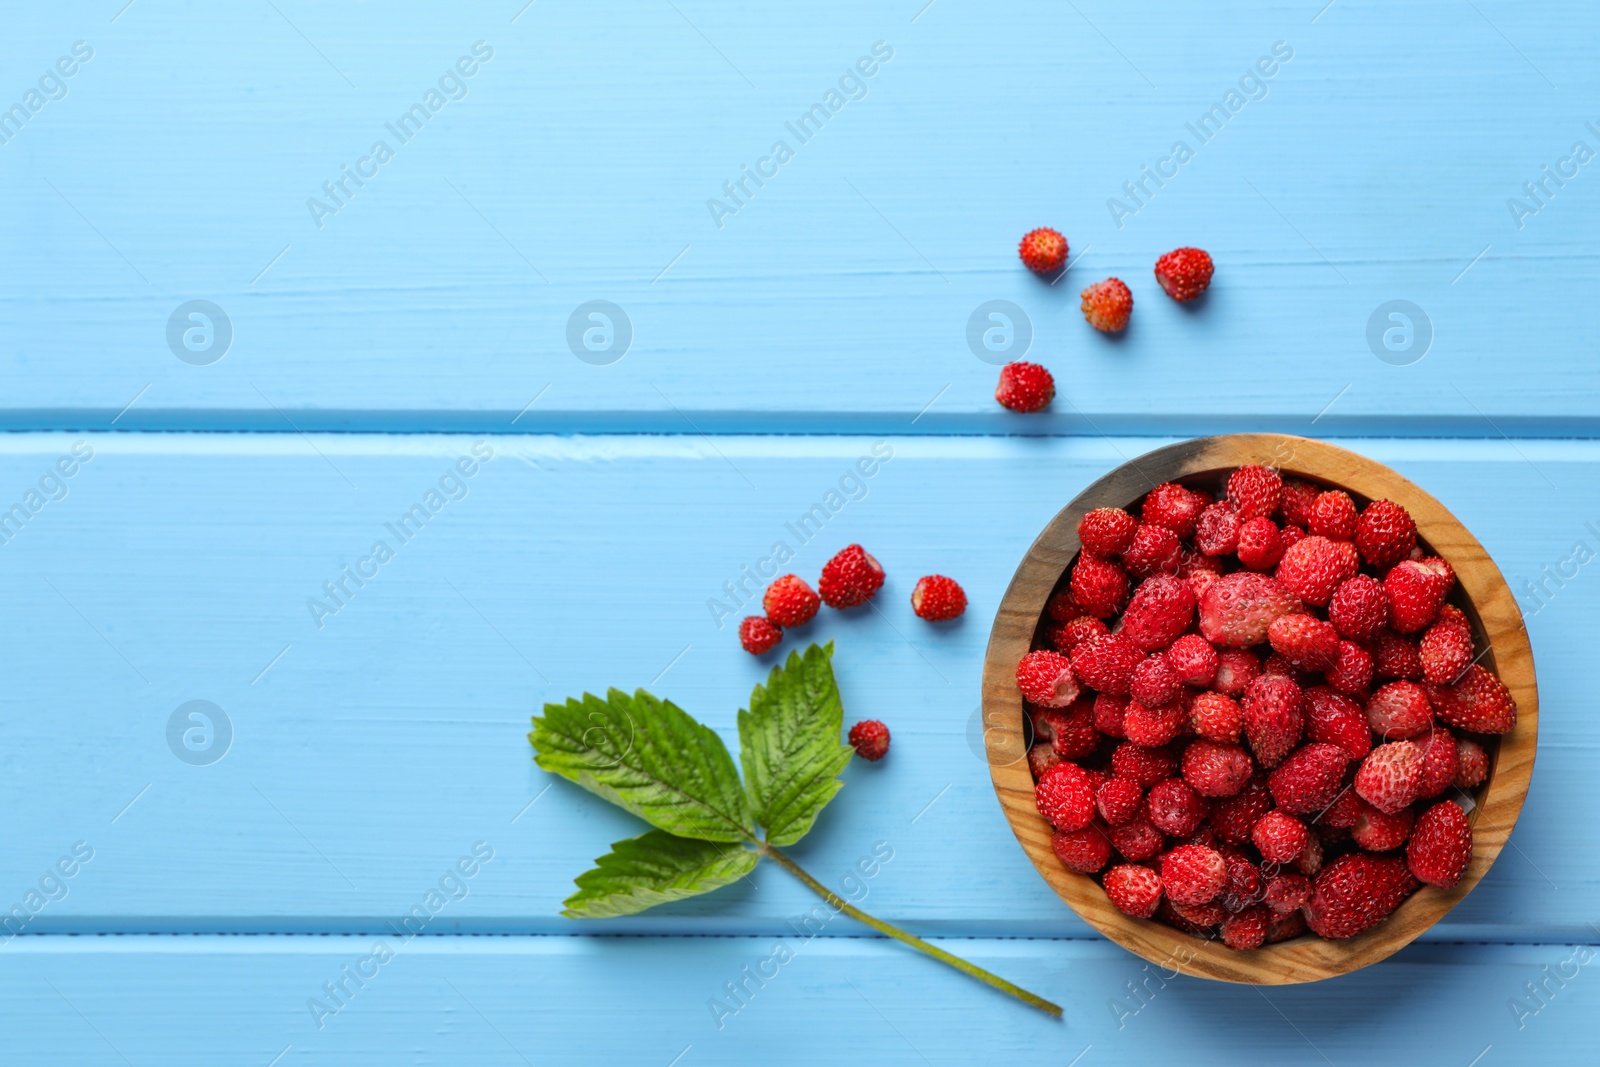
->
[{"left": 2, "top": 1, "right": 1595, "bottom": 1063}]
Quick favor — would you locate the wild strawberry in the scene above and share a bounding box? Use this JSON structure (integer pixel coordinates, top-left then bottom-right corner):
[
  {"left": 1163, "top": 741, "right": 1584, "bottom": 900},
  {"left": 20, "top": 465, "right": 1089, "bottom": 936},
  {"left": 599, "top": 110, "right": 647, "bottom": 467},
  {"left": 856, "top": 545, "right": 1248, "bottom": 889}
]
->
[
  {"left": 1111, "top": 741, "right": 1177, "bottom": 786},
  {"left": 1147, "top": 778, "right": 1209, "bottom": 836},
  {"left": 1316, "top": 787, "right": 1365, "bottom": 829},
  {"left": 1372, "top": 628, "right": 1424, "bottom": 680},
  {"left": 1235, "top": 517, "right": 1285, "bottom": 570},
  {"left": 1109, "top": 818, "right": 1165, "bottom": 861},
  {"left": 1278, "top": 479, "right": 1319, "bottom": 527},
  {"left": 1080, "top": 277, "right": 1133, "bottom": 331},
  {"left": 1069, "top": 554, "right": 1130, "bottom": 618},
  {"left": 1166, "top": 634, "right": 1219, "bottom": 687},
  {"left": 1131, "top": 654, "right": 1182, "bottom": 706},
  {"left": 1027, "top": 742, "right": 1060, "bottom": 779},
  {"left": 1305, "top": 853, "right": 1418, "bottom": 939},
  {"left": 1366, "top": 680, "right": 1433, "bottom": 740},
  {"left": 1267, "top": 613, "right": 1340, "bottom": 671},
  {"left": 1324, "top": 640, "right": 1375, "bottom": 697},
  {"left": 1035, "top": 761, "right": 1096, "bottom": 831},
  {"left": 818, "top": 544, "right": 885, "bottom": 608},
  {"left": 1304, "top": 686, "right": 1372, "bottom": 760},
  {"left": 1189, "top": 692, "right": 1244, "bottom": 744},
  {"left": 1195, "top": 501, "right": 1242, "bottom": 556},
  {"left": 1071, "top": 633, "right": 1142, "bottom": 695},
  {"left": 1181, "top": 740, "right": 1253, "bottom": 797},
  {"left": 1183, "top": 565, "right": 1222, "bottom": 602},
  {"left": 1427, "top": 663, "right": 1516, "bottom": 734},
  {"left": 1242, "top": 674, "right": 1305, "bottom": 768},
  {"left": 1052, "top": 826, "right": 1113, "bottom": 874},
  {"left": 995, "top": 361, "right": 1055, "bottom": 413},
  {"left": 1264, "top": 872, "right": 1312, "bottom": 913},
  {"left": 1093, "top": 692, "right": 1129, "bottom": 738},
  {"left": 1046, "top": 588, "right": 1082, "bottom": 621},
  {"left": 910, "top": 574, "right": 967, "bottom": 621},
  {"left": 848, "top": 719, "right": 891, "bottom": 761},
  {"left": 1267, "top": 742, "right": 1349, "bottom": 814},
  {"left": 1123, "top": 698, "right": 1186, "bottom": 747},
  {"left": 1103, "top": 864, "right": 1164, "bottom": 918},
  {"left": 1385, "top": 557, "right": 1455, "bottom": 633},
  {"left": 1161, "top": 844, "right": 1226, "bottom": 906},
  {"left": 1454, "top": 737, "right": 1490, "bottom": 787},
  {"left": 1096, "top": 777, "right": 1144, "bottom": 825},
  {"left": 1121, "top": 523, "right": 1182, "bottom": 579},
  {"left": 1049, "top": 615, "right": 1109, "bottom": 653},
  {"left": 1120, "top": 574, "right": 1196, "bottom": 652},
  {"left": 1420, "top": 614, "right": 1473, "bottom": 683},
  {"left": 1018, "top": 227, "right": 1068, "bottom": 274},
  {"left": 1154, "top": 247, "right": 1214, "bottom": 302},
  {"left": 1294, "top": 835, "right": 1324, "bottom": 877},
  {"left": 1220, "top": 905, "right": 1271, "bottom": 950},
  {"left": 1252, "top": 811, "right": 1310, "bottom": 865},
  {"left": 1350, "top": 802, "right": 1415, "bottom": 852},
  {"left": 1015, "top": 650, "right": 1080, "bottom": 708},
  {"left": 1407, "top": 801, "right": 1472, "bottom": 888},
  {"left": 1306, "top": 490, "right": 1358, "bottom": 540},
  {"left": 1276, "top": 535, "right": 1360, "bottom": 607},
  {"left": 1169, "top": 899, "right": 1226, "bottom": 929},
  {"left": 1078, "top": 507, "right": 1139, "bottom": 557},
  {"left": 1329, "top": 575, "right": 1389, "bottom": 640},
  {"left": 1209, "top": 776, "right": 1273, "bottom": 845},
  {"left": 1041, "top": 701, "right": 1099, "bottom": 760},
  {"left": 1212, "top": 649, "right": 1261, "bottom": 697},
  {"left": 1355, "top": 499, "right": 1417, "bottom": 569},
  {"left": 1227, "top": 465, "right": 1282, "bottom": 522},
  {"left": 1140, "top": 483, "right": 1207, "bottom": 539},
  {"left": 762, "top": 574, "right": 820, "bottom": 627},
  {"left": 1198, "top": 572, "right": 1303, "bottom": 648},
  {"left": 739, "top": 616, "right": 782, "bottom": 655},
  {"left": 1266, "top": 909, "right": 1308, "bottom": 942},
  {"left": 1217, "top": 846, "right": 1264, "bottom": 912},
  {"left": 1279, "top": 524, "right": 1308, "bottom": 552},
  {"left": 1355, "top": 740, "right": 1424, "bottom": 813}
]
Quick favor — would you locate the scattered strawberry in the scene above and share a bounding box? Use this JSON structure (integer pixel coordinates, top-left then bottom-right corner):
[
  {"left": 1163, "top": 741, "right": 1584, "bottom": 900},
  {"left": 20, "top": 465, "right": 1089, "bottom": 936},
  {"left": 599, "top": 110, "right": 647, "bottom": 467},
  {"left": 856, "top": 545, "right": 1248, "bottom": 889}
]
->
[
  {"left": 1052, "top": 826, "right": 1113, "bottom": 874},
  {"left": 1035, "top": 761, "right": 1096, "bottom": 831},
  {"left": 1267, "top": 742, "right": 1349, "bottom": 814},
  {"left": 1069, "top": 554, "right": 1131, "bottom": 618},
  {"left": 1328, "top": 574, "right": 1389, "bottom": 640},
  {"left": 1385, "top": 557, "right": 1454, "bottom": 633},
  {"left": 1198, "top": 572, "right": 1303, "bottom": 648},
  {"left": 848, "top": 719, "right": 891, "bottom": 761},
  {"left": 1267, "top": 613, "right": 1340, "bottom": 671},
  {"left": 910, "top": 574, "right": 967, "bottom": 621},
  {"left": 1276, "top": 535, "right": 1360, "bottom": 607},
  {"left": 1153, "top": 247, "right": 1214, "bottom": 302},
  {"left": 1235, "top": 517, "right": 1285, "bottom": 570},
  {"left": 1306, "top": 490, "right": 1358, "bottom": 541},
  {"left": 1015, "top": 650, "right": 1080, "bottom": 708},
  {"left": 763, "top": 574, "right": 820, "bottom": 627},
  {"left": 1427, "top": 663, "right": 1516, "bottom": 734},
  {"left": 738, "top": 616, "right": 782, "bottom": 655},
  {"left": 1454, "top": 737, "right": 1490, "bottom": 788},
  {"left": 1018, "top": 227, "right": 1068, "bottom": 274},
  {"left": 1120, "top": 574, "right": 1196, "bottom": 652},
  {"left": 1355, "top": 740, "right": 1424, "bottom": 814},
  {"left": 818, "top": 544, "right": 885, "bottom": 608},
  {"left": 1227, "top": 465, "right": 1282, "bottom": 522},
  {"left": 1304, "top": 853, "right": 1418, "bottom": 939},
  {"left": 995, "top": 361, "right": 1055, "bottom": 413},
  {"left": 1104, "top": 864, "right": 1164, "bottom": 918},
  {"left": 1252, "top": 811, "right": 1309, "bottom": 865},
  {"left": 1355, "top": 499, "right": 1417, "bottom": 569},
  {"left": 1078, "top": 507, "right": 1139, "bottom": 557},
  {"left": 1407, "top": 801, "right": 1472, "bottom": 888},
  {"left": 1241, "top": 674, "right": 1305, "bottom": 768},
  {"left": 1080, "top": 278, "right": 1133, "bottom": 332},
  {"left": 1121, "top": 523, "right": 1183, "bottom": 579},
  {"left": 1141, "top": 483, "right": 1207, "bottom": 539}
]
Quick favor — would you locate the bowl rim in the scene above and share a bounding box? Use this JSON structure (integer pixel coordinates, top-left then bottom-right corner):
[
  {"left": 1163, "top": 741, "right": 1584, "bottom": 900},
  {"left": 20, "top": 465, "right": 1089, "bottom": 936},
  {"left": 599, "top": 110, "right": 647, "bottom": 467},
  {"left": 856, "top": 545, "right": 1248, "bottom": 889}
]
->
[{"left": 980, "top": 433, "right": 1538, "bottom": 984}]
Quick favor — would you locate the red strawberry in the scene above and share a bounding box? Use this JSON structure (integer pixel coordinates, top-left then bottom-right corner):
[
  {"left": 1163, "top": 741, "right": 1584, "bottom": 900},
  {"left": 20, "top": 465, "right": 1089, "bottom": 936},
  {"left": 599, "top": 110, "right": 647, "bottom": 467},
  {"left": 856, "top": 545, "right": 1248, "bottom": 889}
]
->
[
  {"left": 1069, "top": 554, "right": 1130, "bottom": 618},
  {"left": 995, "top": 360, "right": 1055, "bottom": 413},
  {"left": 1267, "top": 742, "right": 1349, "bottom": 814},
  {"left": 1161, "top": 844, "right": 1227, "bottom": 905},
  {"left": 1355, "top": 740, "right": 1424, "bottom": 813},
  {"left": 1123, "top": 698, "right": 1186, "bottom": 747},
  {"left": 1252, "top": 811, "right": 1310, "bottom": 865},
  {"left": 1323, "top": 639, "right": 1375, "bottom": 697},
  {"left": 1427, "top": 663, "right": 1516, "bottom": 734},
  {"left": 1049, "top": 615, "right": 1109, "bottom": 653},
  {"left": 1263, "top": 872, "right": 1312, "bottom": 913},
  {"left": 818, "top": 544, "right": 885, "bottom": 608},
  {"left": 1166, "top": 634, "right": 1219, "bottom": 687},
  {"left": 1407, "top": 801, "right": 1472, "bottom": 888},
  {"left": 1080, "top": 277, "right": 1133, "bottom": 332},
  {"left": 1212, "top": 649, "right": 1261, "bottom": 697},
  {"left": 1093, "top": 692, "right": 1129, "bottom": 738},
  {"left": 1015, "top": 650, "right": 1080, "bottom": 708},
  {"left": 1279, "top": 479, "right": 1320, "bottom": 528},
  {"left": 1027, "top": 742, "right": 1060, "bottom": 779},
  {"left": 1181, "top": 740, "right": 1254, "bottom": 797},
  {"left": 1365, "top": 680, "right": 1433, "bottom": 740},
  {"left": 1051, "top": 825, "right": 1112, "bottom": 874},
  {"left": 1046, "top": 589, "right": 1083, "bottom": 622},
  {"left": 1276, "top": 535, "right": 1360, "bottom": 607},
  {"left": 1034, "top": 761, "right": 1096, "bottom": 831},
  {"left": 1414, "top": 725, "right": 1458, "bottom": 798},
  {"left": 1198, "top": 572, "right": 1303, "bottom": 648},
  {"left": 1140, "top": 483, "right": 1207, "bottom": 539},
  {"left": 1217, "top": 846, "right": 1264, "bottom": 912},
  {"left": 1111, "top": 741, "right": 1177, "bottom": 786},
  {"left": 1454, "top": 737, "right": 1490, "bottom": 788},
  {"left": 1103, "top": 864, "right": 1164, "bottom": 918},
  {"left": 1189, "top": 691, "right": 1244, "bottom": 744},
  {"left": 1078, "top": 507, "right": 1139, "bottom": 557},
  {"left": 1120, "top": 574, "right": 1196, "bottom": 652},
  {"left": 910, "top": 574, "right": 967, "bottom": 620},
  {"left": 1294, "top": 836, "right": 1325, "bottom": 877},
  {"left": 763, "top": 574, "right": 820, "bottom": 627},
  {"left": 739, "top": 616, "right": 782, "bottom": 655},
  {"left": 1121, "top": 523, "right": 1183, "bottom": 579},
  {"left": 1385, "top": 557, "right": 1455, "bottom": 633},
  {"left": 1419, "top": 613, "right": 1473, "bottom": 683},
  {"left": 1209, "top": 776, "right": 1273, "bottom": 845},
  {"left": 1131, "top": 654, "right": 1182, "bottom": 706},
  {"left": 1372, "top": 628, "right": 1424, "bottom": 680},
  {"left": 1220, "top": 905, "right": 1271, "bottom": 951},
  {"left": 1305, "top": 853, "right": 1419, "bottom": 938},
  {"left": 1267, "top": 613, "right": 1340, "bottom": 671},
  {"left": 1227, "top": 465, "right": 1282, "bottom": 522},
  {"left": 848, "top": 719, "right": 891, "bottom": 761},
  {"left": 1241, "top": 674, "right": 1305, "bottom": 768},
  {"left": 1316, "top": 787, "right": 1364, "bottom": 829},
  {"left": 1235, "top": 517, "right": 1285, "bottom": 570},
  {"left": 1306, "top": 490, "right": 1358, "bottom": 540},
  {"left": 1168, "top": 899, "right": 1226, "bottom": 929},
  {"left": 1035, "top": 700, "right": 1098, "bottom": 760},
  {"left": 1018, "top": 227, "right": 1068, "bottom": 274},
  {"left": 1328, "top": 574, "right": 1389, "bottom": 640},
  {"left": 1109, "top": 818, "right": 1165, "bottom": 861},
  {"left": 1154, "top": 247, "right": 1214, "bottom": 302},
  {"left": 1350, "top": 802, "right": 1415, "bottom": 851},
  {"left": 1096, "top": 777, "right": 1145, "bottom": 825},
  {"left": 1304, "top": 686, "right": 1372, "bottom": 760},
  {"left": 1071, "top": 633, "right": 1142, "bottom": 696},
  {"left": 1355, "top": 499, "right": 1418, "bottom": 569},
  {"left": 1195, "top": 501, "right": 1242, "bottom": 556},
  {"left": 1147, "top": 778, "right": 1209, "bottom": 836}
]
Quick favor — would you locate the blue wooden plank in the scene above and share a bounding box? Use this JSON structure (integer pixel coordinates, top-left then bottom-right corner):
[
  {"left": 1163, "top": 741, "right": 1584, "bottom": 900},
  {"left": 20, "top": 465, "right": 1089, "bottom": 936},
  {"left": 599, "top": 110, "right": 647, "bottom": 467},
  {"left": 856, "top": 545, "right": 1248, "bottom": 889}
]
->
[
  {"left": 0, "top": 433, "right": 1583, "bottom": 942},
  {"left": 0, "top": 2, "right": 1596, "bottom": 433}
]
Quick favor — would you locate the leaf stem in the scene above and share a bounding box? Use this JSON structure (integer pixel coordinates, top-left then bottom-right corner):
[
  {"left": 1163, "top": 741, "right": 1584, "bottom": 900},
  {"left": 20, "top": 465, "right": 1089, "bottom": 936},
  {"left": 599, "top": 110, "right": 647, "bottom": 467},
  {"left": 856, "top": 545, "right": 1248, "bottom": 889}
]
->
[{"left": 757, "top": 842, "right": 1062, "bottom": 1019}]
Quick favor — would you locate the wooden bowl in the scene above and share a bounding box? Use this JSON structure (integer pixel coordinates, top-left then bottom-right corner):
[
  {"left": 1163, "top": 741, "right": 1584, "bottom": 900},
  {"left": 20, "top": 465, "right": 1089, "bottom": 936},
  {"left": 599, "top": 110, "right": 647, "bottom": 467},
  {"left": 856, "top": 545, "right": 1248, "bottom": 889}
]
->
[{"left": 981, "top": 434, "right": 1537, "bottom": 983}]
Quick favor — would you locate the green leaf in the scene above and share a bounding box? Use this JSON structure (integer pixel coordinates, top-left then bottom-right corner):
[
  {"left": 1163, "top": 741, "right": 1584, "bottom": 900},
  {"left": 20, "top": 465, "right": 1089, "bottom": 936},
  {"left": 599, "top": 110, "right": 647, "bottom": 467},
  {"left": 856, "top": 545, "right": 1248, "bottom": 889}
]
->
[
  {"left": 738, "top": 642, "right": 853, "bottom": 846},
  {"left": 530, "top": 689, "right": 754, "bottom": 842},
  {"left": 562, "top": 830, "right": 759, "bottom": 918}
]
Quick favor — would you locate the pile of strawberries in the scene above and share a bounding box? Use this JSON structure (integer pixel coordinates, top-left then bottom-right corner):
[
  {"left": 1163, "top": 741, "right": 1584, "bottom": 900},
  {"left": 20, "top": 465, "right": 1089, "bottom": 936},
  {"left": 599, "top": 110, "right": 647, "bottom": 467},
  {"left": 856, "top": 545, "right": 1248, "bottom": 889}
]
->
[{"left": 1016, "top": 465, "right": 1516, "bottom": 949}]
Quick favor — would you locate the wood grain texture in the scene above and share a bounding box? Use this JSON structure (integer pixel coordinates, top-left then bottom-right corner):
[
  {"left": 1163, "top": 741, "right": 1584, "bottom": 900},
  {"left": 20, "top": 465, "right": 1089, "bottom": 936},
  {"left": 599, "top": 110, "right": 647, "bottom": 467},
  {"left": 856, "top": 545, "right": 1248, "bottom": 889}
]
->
[{"left": 983, "top": 435, "right": 1537, "bottom": 982}]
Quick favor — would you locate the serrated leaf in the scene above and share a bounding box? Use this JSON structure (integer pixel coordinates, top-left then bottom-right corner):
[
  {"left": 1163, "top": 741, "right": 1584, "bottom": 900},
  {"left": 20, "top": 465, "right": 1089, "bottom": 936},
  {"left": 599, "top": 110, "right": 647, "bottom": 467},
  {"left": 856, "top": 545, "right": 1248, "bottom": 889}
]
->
[
  {"left": 530, "top": 689, "right": 754, "bottom": 842},
  {"left": 562, "top": 829, "right": 759, "bottom": 918},
  {"left": 738, "top": 642, "right": 854, "bottom": 846}
]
